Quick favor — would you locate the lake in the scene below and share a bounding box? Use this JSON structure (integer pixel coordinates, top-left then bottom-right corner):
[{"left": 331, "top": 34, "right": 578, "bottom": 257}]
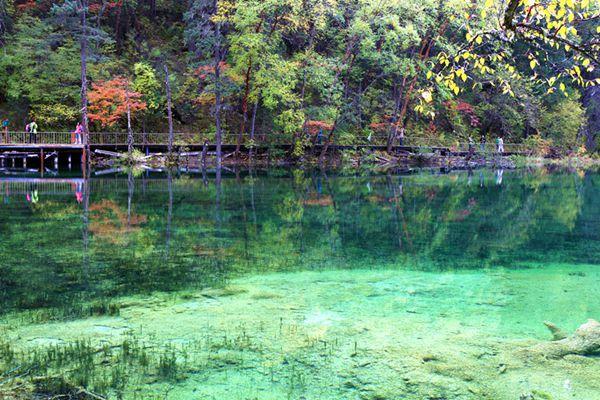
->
[{"left": 0, "top": 168, "right": 599, "bottom": 399}]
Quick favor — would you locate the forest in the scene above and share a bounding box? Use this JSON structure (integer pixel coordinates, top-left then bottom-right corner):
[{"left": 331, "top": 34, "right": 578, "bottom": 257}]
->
[{"left": 0, "top": 0, "right": 598, "bottom": 158}]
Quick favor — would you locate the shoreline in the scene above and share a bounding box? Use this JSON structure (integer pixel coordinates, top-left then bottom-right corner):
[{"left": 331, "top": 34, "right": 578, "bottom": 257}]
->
[{"left": 91, "top": 148, "right": 600, "bottom": 173}]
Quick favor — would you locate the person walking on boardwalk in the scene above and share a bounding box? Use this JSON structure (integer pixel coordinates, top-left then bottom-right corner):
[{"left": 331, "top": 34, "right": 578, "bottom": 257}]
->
[
  {"left": 496, "top": 136, "right": 505, "bottom": 154},
  {"left": 480, "top": 134, "right": 486, "bottom": 153},
  {"left": 317, "top": 128, "right": 323, "bottom": 145},
  {"left": 28, "top": 120, "right": 38, "bottom": 144},
  {"left": 2, "top": 118, "right": 8, "bottom": 143},
  {"left": 1, "top": 118, "right": 9, "bottom": 143},
  {"left": 73, "top": 122, "right": 83, "bottom": 144}
]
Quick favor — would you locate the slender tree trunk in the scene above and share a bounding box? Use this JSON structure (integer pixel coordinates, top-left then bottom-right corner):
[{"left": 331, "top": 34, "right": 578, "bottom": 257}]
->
[
  {"left": 249, "top": 100, "right": 258, "bottom": 160},
  {"left": 318, "top": 120, "right": 338, "bottom": 164},
  {"left": 126, "top": 86, "right": 133, "bottom": 155},
  {"left": 115, "top": 0, "right": 123, "bottom": 53},
  {"left": 387, "top": 77, "right": 406, "bottom": 152},
  {"left": 80, "top": 0, "right": 90, "bottom": 155},
  {"left": 214, "top": 28, "right": 223, "bottom": 170},
  {"left": 237, "top": 61, "right": 253, "bottom": 158},
  {"left": 0, "top": 0, "right": 8, "bottom": 47},
  {"left": 164, "top": 65, "right": 174, "bottom": 155},
  {"left": 297, "top": 22, "right": 317, "bottom": 144},
  {"left": 318, "top": 38, "right": 358, "bottom": 164}
]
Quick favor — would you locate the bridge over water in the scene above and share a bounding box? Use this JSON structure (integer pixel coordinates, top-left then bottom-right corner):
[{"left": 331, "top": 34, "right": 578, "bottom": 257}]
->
[{"left": 0, "top": 131, "right": 531, "bottom": 169}]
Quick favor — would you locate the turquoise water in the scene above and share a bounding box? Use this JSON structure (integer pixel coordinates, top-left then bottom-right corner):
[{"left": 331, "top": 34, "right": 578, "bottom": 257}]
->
[{"left": 0, "top": 168, "right": 599, "bottom": 399}]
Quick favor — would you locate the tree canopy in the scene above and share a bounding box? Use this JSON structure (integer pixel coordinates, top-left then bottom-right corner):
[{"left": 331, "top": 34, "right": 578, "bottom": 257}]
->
[{"left": 0, "top": 0, "right": 597, "bottom": 151}]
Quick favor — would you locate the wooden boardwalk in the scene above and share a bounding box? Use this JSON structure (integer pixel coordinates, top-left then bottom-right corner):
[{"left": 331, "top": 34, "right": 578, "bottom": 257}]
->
[{"left": 0, "top": 131, "right": 531, "bottom": 161}]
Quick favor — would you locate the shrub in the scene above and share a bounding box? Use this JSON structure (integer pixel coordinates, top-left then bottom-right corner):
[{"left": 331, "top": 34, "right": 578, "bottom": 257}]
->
[
  {"left": 524, "top": 134, "right": 552, "bottom": 157},
  {"left": 539, "top": 96, "right": 586, "bottom": 150}
]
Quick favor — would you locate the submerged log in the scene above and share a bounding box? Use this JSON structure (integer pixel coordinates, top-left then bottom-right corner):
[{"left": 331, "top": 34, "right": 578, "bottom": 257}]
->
[
  {"left": 543, "top": 321, "right": 568, "bottom": 341},
  {"left": 535, "top": 319, "right": 600, "bottom": 358},
  {"left": 94, "top": 149, "right": 128, "bottom": 158}
]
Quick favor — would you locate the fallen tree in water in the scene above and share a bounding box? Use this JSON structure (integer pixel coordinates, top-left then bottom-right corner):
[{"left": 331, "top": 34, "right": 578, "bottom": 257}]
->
[{"left": 533, "top": 319, "right": 600, "bottom": 358}]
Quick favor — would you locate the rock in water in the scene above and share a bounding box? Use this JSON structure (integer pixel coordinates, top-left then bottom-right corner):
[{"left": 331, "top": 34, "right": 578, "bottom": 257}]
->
[{"left": 535, "top": 319, "right": 600, "bottom": 358}]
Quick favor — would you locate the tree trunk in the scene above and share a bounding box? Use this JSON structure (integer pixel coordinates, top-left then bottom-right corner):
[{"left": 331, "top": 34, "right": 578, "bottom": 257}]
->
[
  {"left": 164, "top": 64, "right": 174, "bottom": 155},
  {"left": 0, "top": 0, "right": 8, "bottom": 46},
  {"left": 237, "top": 61, "right": 253, "bottom": 158},
  {"left": 249, "top": 100, "right": 258, "bottom": 160},
  {"left": 126, "top": 86, "right": 133, "bottom": 155},
  {"left": 387, "top": 77, "right": 407, "bottom": 152},
  {"left": 80, "top": 0, "right": 90, "bottom": 156},
  {"left": 318, "top": 120, "right": 338, "bottom": 164},
  {"left": 214, "top": 26, "right": 223, "bottom": 170}
]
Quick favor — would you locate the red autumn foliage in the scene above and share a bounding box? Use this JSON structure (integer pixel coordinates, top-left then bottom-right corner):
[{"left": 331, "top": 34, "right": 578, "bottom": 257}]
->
[
  {"left": 444, "top": 100, "right": 481, "bottom": 128},
  {"left": 369, "top": 115, "right": 402, "bottom": 132},
  {"left": 88, "top": 77, "right": 147, "bottom": 127},
  {"left": 304, "top": 121, "right": 334, "bottom": 135},
  {"left": 15, "top": 0, "right": 37, "bottom": 12},
  {"left": 89, "top": 1, "right": 122, "bottom": 14}
]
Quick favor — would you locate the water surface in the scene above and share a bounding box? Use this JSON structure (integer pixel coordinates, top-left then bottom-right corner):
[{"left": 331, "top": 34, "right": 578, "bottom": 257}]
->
[{"left": 0, "top": 168, "right": 599, "bottom": 399}]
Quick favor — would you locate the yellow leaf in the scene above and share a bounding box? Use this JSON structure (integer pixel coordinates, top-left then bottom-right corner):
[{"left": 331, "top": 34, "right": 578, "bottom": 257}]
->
[
  {"left": 558, "top": 26, "right": 567, "bottom": 37},
  {"left": 422, "top": 91, "right": 433, "bottom": 103},
  {"left": 530, "top": 60, "right": 537, "bottom": 69}
]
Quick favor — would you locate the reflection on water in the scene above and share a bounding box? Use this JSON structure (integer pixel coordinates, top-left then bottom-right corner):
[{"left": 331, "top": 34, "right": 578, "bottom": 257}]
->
[
  {"left": 1, "top": 168, "right": 598, "bottom": 314},
  {"left": 0, "top": 168, "right": 599, "bottom": 399}
]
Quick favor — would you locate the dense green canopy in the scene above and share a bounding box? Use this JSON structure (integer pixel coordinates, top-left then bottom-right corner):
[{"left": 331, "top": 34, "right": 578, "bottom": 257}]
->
[{"left": 0, "top": 0, "right": 597, "bottom": 151}]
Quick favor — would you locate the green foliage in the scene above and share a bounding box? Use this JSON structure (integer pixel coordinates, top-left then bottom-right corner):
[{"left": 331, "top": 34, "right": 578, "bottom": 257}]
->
[
  {"left": 275, "top": 109, "right": 305, "bottom": 137},
  {"left": 0, "top": 0, "right": 594, "bottom": 150},
  {"left": 132, "top": 62, "right": 163, "bottom": 111},
  {"left": 523, "top": 134, "right": 553, "bottom": 157},
  {"left": 0, "top": 17, "right": 81, "bottom": 126},
  {"left": 539, "top": 97, "right": 587, "bottom": 149}
]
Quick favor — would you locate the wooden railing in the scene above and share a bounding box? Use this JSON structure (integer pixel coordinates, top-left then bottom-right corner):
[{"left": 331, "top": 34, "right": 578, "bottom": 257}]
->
[{"left": 0, "top": 131, "right": 533, "bottom": 154}]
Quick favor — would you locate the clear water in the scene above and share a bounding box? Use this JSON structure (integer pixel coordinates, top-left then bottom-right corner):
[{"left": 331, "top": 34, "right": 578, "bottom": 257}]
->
[{"left": 0, "top": 168, "right": 599, "bottom": 399}]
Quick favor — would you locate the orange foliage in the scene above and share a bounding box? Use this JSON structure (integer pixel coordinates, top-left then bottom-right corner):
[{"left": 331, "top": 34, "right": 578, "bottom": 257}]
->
[
  {"left": 304, "top": 121, "right": 334, "bottom": 135},
  {"left": 88, "top": 77, "right": 147, "bottom": 127},
  {"left": 90, "top": 200, "right": 147, "bottom": 243},
  {"left": 443, "top": 100, "right": 481, "bottom": 128},
  {"left": 369, "top": 115, "right": 401, "bottom": 132},
  {"left": 303, "top": 195, "right": 333, "bottom": 206},
  {"left": 15, "top": 0, "right": 37, "bottom": 12},
  {"left": 194, "top": 62, "right": 230, "bottom": 80},
  {"left": 89, "top": 0, "right": 122, "bottom": 14}
]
